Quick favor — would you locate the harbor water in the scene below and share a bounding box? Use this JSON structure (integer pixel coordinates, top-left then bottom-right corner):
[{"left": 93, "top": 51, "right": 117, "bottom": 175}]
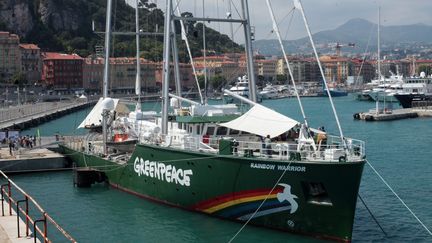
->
[{"left": 11, "top": 95, "right": 432, "bottom": 242}]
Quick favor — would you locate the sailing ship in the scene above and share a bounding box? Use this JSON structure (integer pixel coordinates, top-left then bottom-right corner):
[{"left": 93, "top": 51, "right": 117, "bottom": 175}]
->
[{"left": 60, "top": 0, "right": 366, "bottom": 242}]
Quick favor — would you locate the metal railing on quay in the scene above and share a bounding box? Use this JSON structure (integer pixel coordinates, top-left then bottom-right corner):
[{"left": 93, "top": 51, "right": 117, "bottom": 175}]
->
[
  {"left": 0, "top": 170, "right": 76, "bottom": 243},
  {"left": 0, "top": 100, "right": 89, "bottom": 123}
]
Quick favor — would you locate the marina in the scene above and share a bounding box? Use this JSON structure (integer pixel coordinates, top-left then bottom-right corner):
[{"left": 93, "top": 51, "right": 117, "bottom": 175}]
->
[
  {"left": 0, "top": 95, "right": 430, "bottom": 242},
  {"left": 0, "top": 0, "right": 432, "bottom": 242}
]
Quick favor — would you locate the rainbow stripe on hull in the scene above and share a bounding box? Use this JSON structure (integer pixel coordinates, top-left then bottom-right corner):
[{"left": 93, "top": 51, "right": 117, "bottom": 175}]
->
[{"left": 193, "top": 187, "right": 295, "bottom": 220}]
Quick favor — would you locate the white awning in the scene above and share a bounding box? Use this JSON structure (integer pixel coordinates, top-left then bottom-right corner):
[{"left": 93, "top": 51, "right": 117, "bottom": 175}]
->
[
  {"left": 220, "top": 104, "right": 299, "bottom": 138},
  {"left": 78, "top": 97, "right": 120, "bottom": 128}
]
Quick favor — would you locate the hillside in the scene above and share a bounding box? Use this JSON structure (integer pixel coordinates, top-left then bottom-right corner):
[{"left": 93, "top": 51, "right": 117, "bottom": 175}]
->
[
  {"left": 0, "top": 0, "right": 241, "bottom": 59},
  {"left": 254, "top": 18, "right": 432, "bottom": 56}
]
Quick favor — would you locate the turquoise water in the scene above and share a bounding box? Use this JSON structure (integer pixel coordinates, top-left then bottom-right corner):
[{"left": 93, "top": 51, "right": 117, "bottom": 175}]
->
[{"left": 11, "top": 95, "right": 432, "bottom": 242}]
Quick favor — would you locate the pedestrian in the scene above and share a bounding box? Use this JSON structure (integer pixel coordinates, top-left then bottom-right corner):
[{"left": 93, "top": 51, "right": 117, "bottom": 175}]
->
[
  {"left": 264, "top": 135, "right": 272, "bottom": 157},
  {"left": 9, "top": 139, "right": 14, "bottom": 156}
]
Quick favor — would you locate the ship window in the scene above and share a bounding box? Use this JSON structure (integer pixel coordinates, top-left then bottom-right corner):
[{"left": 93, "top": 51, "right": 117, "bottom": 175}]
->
[
  {"left": 216, "top": 127, "right": 227, "bottom": 136},
  {"left": 195, "top": 125, "right": 200, "bottom": 135},
  {"left": 301, "top": 182, "right": 333, "bottom": 206},
  {"left": 206, "top": 126, "right": 215, "bottom": 136},
  {"left": 229, "top": 129, "right": 240, "bottom": 135}
]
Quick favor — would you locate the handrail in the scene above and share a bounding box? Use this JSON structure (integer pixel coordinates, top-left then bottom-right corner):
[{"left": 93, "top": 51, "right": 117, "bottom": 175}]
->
[
  {"left": 0, "top": 170, "right": 76, "bottom": 242},
  {"left": 165, "top": 133, "right": 365, "bottom": 162}
]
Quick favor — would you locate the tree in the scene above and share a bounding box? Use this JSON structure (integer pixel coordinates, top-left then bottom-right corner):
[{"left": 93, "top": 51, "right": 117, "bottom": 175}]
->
[
  {"left": 257, "top": 75, "right": 265, "bottom": 86},
  {"left": 276, "top": 74, "right": 287, "bottom": 82},
  {"left": 210, "top": 75, "right": 226, "bottom": 91},
  {"left": 418, "top": 65, "right": 432, "bottom": 76},
  {"left": 12, "top": 72, "right": 27, "bottom": 87},
  {"left": 197, "top": 75, "right": 205, "bottom": 90}
]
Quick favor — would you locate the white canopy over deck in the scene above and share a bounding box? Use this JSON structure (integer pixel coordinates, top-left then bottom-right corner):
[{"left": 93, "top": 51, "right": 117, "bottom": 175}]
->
[
  {"left": 220, "top": 104, "right": 300, "bottom": 138},
  {"left": 78, "top": 97, "right": 120, "bottom": 129}
]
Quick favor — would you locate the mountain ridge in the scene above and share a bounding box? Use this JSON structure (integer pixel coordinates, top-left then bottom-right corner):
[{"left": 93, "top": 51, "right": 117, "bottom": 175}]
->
[
  {"left": 254, "top": 18, "right": 432, "bottom": 56},
  {"left": 0, "top": 0, "right": 241, "bottom": 59}
]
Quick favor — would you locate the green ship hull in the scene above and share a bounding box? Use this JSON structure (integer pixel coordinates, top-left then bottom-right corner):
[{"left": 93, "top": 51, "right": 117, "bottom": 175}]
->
[{"left": 60, "top": 143, "right": 365, "bottom": 242}]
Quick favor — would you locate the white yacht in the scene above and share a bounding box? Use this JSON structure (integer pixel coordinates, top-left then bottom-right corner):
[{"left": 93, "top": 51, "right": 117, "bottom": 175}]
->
[{"left": 259, "top": 83, "right": 279, "bottom": 99}]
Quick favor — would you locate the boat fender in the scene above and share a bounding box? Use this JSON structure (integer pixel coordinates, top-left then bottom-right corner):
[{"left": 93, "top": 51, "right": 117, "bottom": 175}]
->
[
  {"left": 339, "top": 156, "right": 347, "bottom": 162},
  {"left": 353, "top": 113, "right": 360, "bottom": 119}
]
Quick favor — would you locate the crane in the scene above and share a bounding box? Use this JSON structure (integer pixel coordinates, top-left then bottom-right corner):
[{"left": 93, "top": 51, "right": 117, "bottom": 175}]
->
[{"left": 333, "top": 42, "right": 355, "bottom": 56}]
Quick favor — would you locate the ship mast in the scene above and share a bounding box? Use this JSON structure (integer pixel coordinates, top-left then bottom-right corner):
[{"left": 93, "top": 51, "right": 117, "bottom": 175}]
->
[
  {"left": 161, "top": 0, "right": 173, "bottom": 134},
  {"left": 293, "top": 0, "right": 347, "bottom": 149},
  {"left": 102, "top": 0, "right": 113, "bottom": 99},
  {"left": 265, "top": 0, "right": 309, "bottom": 127},
  {"left": 377, "top": 7, "right": 381, "bottom": 81},
  {"left": 101, "top": 0, "right": 114, "bottom": 154},
  {"left": 135, "top": 0, "right": 141, "bottom": 110},
  {"left": 161, "top": 0, "right": 257, "bottom": 134},
  {"left": 240, "top": 0, "right": 258, "bottom": 102}
]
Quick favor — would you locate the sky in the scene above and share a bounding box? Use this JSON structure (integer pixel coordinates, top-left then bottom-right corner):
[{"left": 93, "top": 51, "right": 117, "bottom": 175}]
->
[{"left": 127, "top": 0, "right": 432, "bottom": 42}]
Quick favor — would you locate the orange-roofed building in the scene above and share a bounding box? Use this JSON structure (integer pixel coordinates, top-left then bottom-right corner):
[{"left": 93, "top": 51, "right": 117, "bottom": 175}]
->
[
  {"left": 41, "top": 52, "right": 83, "bottom": 92},
  {"left": 319, "top": 55, "right": 351, "bottom": 83}
]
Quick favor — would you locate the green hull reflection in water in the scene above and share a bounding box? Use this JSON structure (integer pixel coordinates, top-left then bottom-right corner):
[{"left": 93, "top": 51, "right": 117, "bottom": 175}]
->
[{"left": 61, "top": 144, "right": 364, "bottom": 242}]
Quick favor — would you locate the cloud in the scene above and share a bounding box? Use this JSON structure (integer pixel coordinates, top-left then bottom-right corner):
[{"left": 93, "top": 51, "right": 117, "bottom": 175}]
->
[{"left": 127, "top": 0, "right": 432, "bottom": 42}]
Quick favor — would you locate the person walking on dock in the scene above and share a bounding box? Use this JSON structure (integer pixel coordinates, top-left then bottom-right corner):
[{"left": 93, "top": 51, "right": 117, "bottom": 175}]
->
[{"left": 8, "top": 139, "right": 14, "bottom": 156}]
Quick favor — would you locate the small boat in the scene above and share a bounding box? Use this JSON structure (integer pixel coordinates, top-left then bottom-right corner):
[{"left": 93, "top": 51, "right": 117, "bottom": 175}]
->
[
  {"left": 223, "top": 76, "right": 250, "bottom": 103},
  {"left": 323, "top": 88, "right": 348, "bottom": 97},
  {"left": 224, "top": 75, "right": 262, "bottom": 103},
  {"left": 355, "top": 89, "right": 374, "bottom": 101},
  {"left": 259, "top": 83, "right": 279, "bottom": 99}
]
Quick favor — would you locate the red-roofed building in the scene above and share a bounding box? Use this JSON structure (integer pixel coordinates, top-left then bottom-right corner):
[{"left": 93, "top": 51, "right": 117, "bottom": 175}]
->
[
  {"left": 154, "top": 62, "right": 194, "bottom": 91},
  {"left": 19, "top": 44, "right": 41, "bottom": 84},
  {"left": 0, "top": 31, "right": 21, "bottom": 82},
  {"left": 41, "top": 52, "right": 83, "bottom": 92}
]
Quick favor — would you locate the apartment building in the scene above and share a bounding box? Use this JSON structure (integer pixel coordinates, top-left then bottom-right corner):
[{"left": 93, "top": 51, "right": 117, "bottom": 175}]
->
[
  {"left": 41, "top": 52, "right": 83, "bottom": 91},
  {"left": 19, "top": 44, "right": 41, "bottom": 84},
  {"left": 0, "top": 31, "right": 21, "bottom": 82}
]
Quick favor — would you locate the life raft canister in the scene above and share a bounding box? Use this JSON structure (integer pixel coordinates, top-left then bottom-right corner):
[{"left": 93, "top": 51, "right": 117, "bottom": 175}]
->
[
  {"left": 202, "top": 134, "right": 210, "bottom": 144},
  {"left": 114, "top": 134, "right": 128, "bottom": 142}
]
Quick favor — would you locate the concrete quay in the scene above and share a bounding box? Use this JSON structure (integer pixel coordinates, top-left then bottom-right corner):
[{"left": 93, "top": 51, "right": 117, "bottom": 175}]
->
[
  {"left": 0, "top": 100, "right": 95, "bottom": 130},
  {"left": 0, "top": 137, "right": 70, "bottom": 173},
  {"left": 0, "top": 199, "right": 39, "bottom": 243},
  {"left": 354, "top": 108, "right": 432, "bottom": 121}
]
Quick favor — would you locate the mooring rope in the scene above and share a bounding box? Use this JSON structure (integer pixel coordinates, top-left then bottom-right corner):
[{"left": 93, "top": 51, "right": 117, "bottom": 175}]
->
[
  {"left": 366, "top": 160, "right": 432, "bottom": 236},
  {"left": 228, "top": 158, "right": 295, "bottom": 243},
  {"left": 358, "top": 193, "right": 387, "bottom": 236}
]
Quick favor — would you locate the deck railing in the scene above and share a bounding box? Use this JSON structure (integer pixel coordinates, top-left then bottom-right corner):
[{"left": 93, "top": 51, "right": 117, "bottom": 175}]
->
[
  {"left": 0, "top": 170, "right": 76, "bottom": 243},
  {"left": 169, "top": 134, "right": 365, "bottom": 162},
  {"left": 63, "top": 132, "right": 365, "bottom": 162}
]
